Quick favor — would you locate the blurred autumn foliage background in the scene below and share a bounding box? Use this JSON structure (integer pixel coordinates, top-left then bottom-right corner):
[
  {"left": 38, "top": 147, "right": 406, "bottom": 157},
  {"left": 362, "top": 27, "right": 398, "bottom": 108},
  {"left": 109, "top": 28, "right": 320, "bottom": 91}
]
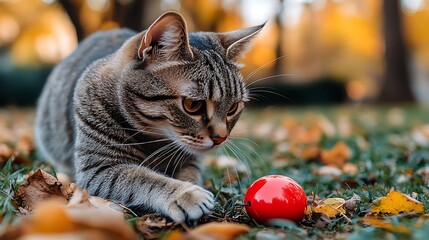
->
[{"left": 1, "top": 0, "right": 429, "bottom": 105}]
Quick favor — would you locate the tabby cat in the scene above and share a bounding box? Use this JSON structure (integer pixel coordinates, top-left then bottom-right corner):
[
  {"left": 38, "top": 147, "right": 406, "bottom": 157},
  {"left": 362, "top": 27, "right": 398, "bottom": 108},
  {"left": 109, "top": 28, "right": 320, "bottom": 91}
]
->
[{"left": 35, "top": 11, "right": 263, "bottom": 222}]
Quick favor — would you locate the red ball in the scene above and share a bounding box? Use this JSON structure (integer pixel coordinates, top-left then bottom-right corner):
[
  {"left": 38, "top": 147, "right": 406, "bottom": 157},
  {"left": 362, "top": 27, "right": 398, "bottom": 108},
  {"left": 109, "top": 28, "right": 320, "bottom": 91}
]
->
[{"left": 244, "top": 175, "right": 307, "bottom": 224}]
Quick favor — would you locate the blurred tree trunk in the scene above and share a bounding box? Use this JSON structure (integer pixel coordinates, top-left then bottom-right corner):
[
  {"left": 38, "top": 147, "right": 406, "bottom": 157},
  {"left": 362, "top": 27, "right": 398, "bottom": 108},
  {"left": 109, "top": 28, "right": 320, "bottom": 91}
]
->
[
  {"left": 112, "top": 0, "right": 162, "bottom": 31},
  {"left": 58, "top": 0, "right": 84, "bottom": 41},
  {"left": 377, "top": 0, "right": 414, "bottom": 103},
  {"left": 274, "top": 0, "right": 285, "bottom": 76},
  {"left": 113, "top": 0, "right": 143, "bottom": 31}
]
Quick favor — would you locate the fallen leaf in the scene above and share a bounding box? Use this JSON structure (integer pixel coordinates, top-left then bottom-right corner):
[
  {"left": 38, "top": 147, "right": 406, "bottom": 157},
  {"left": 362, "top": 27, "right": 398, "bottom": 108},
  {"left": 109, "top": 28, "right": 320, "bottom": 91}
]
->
[
  {"left": 165, "top": 222, "right": 250, "bottom": 240},
  {"left": 342, "top": 163, "right": 359, "bottom": 175},
  {"left": 26, "top": 199, "right": 75, "bottom": 234},
  {"left": 299, "top": 145, "right": 320, "bottom": 160},
  {"left": 0, "top": 143, "right": 14, "bottom": 167},
  {"left": 321, "top": 141, "right": 352, "bottom": 167},
  {"left": 361, "top": 217, "right": 410, "bottom": 234},
  {"left": 15, "top": 169, "right": 69, "bottom": 212},
  {"left": 136, "top": 214, "right": 179, "bottom": 240},
  {"left": 313, "top": 198, "right": 346, "bottom": 218},
  {"left": 312, "top": 115, "right": 336, "bottom": 137},
  {"left": 1, "top": 200, "right": 139, "bottom": 240},
  {"left": 411, "top": 124, "right": 429, "bottom": 147},
  {"left": 313, "top": 213, "right": 332, "bottom": 229},
  {"left": 370, "top": 190, "right": 424, "bottom": 215},
  {"left": 343, "top": 194, "right": 361, "bottom": 213},
  {"left": 316, "top": 165, "right": 342, "bottom": 177}
]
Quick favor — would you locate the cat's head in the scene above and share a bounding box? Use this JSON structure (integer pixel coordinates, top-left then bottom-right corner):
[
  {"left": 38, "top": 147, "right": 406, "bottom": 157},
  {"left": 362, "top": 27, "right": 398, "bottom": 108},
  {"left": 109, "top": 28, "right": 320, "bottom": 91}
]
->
[{"left": 118, "top": 11, "right": 263, "bottom": 152}]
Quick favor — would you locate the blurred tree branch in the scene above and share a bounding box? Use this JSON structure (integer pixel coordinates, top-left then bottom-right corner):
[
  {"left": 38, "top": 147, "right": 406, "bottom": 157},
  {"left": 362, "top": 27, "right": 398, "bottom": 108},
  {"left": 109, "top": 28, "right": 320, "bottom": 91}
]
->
[{"left": 377, "top": 0, "right": 414, "bottom": 103}]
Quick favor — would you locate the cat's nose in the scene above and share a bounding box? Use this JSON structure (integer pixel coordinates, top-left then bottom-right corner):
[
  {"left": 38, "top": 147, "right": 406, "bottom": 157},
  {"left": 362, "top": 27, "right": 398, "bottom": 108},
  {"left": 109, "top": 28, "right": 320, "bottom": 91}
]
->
[{"left": 211, "top": 136, "right": 227, "bottom": 146}]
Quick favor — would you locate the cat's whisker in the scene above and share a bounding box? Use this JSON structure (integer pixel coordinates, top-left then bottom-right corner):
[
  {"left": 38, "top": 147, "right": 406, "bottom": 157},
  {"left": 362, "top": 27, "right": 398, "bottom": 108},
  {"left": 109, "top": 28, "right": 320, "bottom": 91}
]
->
[
  {"left": 136, "top": 142, "right": 176, "bottom": 170},
  {"left": 149, "top": 142, "right": 181, "bottom": 172},
  {"left": 170, "top": 143, "right": 191, "bottom": 177},
  {"left": 223, "top": 143, "right": 247, "bottom": 187},
  {"left": 231, "top": 136, "right": 260, "bottom": 148},
  {"left": 243, "top": 54, "right": 290, "bottom": 83},
  {"left": 248, "top": 93, "right": 272, "bottom": 102},
  {"left": 248, "top": 87, "right": 295, "bottom": 103},
  {"left": 102, "top": 126, "right": 166, "bottom": 136},
  {"left": 106, "top": 138, "right": 170, "bottom": 147},
  {"left": 120, "top": 130, "right": 146, "bottom": 145},
  {"left": 162, "top": 142, "right": 183, "bottom": 176},
  {"left": 219, "top": 147, "right": 233, "bottom": 189},
  {"left": 229, "top": 137, "right": 265, "bottom": 169},
  {"left": 245, "top": 73, "right": 294, "bottom": 89},
  {"left": 225, "top": 144, "right": 245, "bottom": 191},
  {"left": 224, "top": 141, "right": 252, "bottom": 177}
]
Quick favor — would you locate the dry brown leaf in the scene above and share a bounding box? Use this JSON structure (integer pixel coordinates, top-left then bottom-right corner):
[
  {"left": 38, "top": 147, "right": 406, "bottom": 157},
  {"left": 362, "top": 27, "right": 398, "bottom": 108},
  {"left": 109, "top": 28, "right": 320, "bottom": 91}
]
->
[
  {"left": 343, "top": 194, "right": 361, "bottom": 213},
  {"left": 320, "top": 141, "right": 352, "bottom": 167},
  {"left": 370, "top": 190, "right": 424, "bottom": 215},
  {"left": 165, "top": 222, "right": 250, "bottom": 240},
  {"left": 135, "top": 214, "right": 179, "bottom": 240},
  {"left": 313, "top": 198, "right": 346, "bottom": 218},
  {"left": 15, "top": 169, "right": 69, "bottom": 212},
  {"left": 361, "top": 217, "right": 410, "bottom": 234}
]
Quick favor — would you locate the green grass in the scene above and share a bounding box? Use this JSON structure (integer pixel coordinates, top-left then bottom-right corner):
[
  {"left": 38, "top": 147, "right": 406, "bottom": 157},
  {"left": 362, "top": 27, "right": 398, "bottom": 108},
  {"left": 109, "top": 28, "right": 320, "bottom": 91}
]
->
[{"left": 1, "top": 105, "right": 429, "bottom": 239}]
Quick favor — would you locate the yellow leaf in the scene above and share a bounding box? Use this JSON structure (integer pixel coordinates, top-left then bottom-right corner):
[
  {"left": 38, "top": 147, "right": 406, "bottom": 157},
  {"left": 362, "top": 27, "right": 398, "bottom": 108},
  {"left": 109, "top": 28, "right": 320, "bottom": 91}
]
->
[
  {"left": 371, "top": 190, "right": 424, "bottom": 215},
  {"left": 362, "top": 217, "right": 410, "bottom": 234},
  {"left": 313, "top": 198, "right": 346, "bottom": 218}
]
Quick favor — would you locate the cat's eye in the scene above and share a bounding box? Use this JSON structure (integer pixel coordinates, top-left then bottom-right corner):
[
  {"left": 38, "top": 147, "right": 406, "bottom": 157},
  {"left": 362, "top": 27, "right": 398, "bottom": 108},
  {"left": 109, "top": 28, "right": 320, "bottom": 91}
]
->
[
  {"left": 183, "top": 98, "right": 205, "bottom": 114},
  {"left": 227, "top": 102, "right": 239, "bottom": 116}
]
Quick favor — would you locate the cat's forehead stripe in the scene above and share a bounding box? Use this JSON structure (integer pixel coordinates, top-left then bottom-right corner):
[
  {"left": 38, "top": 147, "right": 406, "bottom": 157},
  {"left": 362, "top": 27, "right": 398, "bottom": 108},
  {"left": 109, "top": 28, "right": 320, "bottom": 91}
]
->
[{"left": 202, "top": 51, "right": 242, "bottom": 98}]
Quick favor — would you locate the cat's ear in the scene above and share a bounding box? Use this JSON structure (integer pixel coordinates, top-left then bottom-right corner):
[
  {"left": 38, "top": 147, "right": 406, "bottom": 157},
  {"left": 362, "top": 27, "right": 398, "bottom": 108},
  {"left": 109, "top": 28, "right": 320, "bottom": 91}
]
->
[
  {"left": 219, "top": 23, "right": 265, "bottom": 60},
  {"left": 138, "top": 11, "right": 193, "bottom": 61}
]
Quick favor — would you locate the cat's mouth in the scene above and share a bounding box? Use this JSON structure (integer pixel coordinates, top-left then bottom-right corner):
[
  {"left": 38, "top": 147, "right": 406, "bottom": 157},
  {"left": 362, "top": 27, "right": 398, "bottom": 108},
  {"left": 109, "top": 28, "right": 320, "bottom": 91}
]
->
[{"left": 179, "top": 135, "right": 215, "bottom": 152}]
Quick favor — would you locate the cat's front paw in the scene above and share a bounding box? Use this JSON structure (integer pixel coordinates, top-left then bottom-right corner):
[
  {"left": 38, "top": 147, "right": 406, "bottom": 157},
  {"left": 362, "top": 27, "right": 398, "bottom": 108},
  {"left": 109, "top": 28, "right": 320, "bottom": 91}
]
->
[{"left": 167, "top": 184, "right": 215, "bottom": 222}]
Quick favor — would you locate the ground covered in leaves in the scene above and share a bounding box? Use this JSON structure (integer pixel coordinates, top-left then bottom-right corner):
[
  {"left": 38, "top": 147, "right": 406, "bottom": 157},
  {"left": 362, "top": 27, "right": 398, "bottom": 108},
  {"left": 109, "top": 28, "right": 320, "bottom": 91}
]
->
[{"left": 1, "top": 105, "right": 429, "bottom": 239}]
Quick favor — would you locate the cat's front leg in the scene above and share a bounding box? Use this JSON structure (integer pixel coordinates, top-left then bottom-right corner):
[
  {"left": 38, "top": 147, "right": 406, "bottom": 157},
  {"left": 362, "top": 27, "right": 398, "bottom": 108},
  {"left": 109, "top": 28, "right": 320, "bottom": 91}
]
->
[
  {"left": 75, "top": 162, "right": 214, "bottom": 222},
  {"left": 166, "top": 182, "right": 214, "bottom": 222},
  {"left": 174, "top": 160, "right": 204, "bottom": 185}
]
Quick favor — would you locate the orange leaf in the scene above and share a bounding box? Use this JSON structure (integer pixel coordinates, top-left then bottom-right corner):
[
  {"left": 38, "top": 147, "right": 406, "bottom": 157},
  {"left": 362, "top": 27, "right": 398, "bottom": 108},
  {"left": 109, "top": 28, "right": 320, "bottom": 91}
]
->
[
  {"left": 321, "top": 141, "right": 352, "bottom": 167},
  {"left": 168, "top": 222, "right": 250, "bottom": 240},
  {"left": 370, "top": 190, "right": 424, "bottom": 215},
  {"left": 342, "top": 162, "right": 359, "bottom": 175},
  {"left": 26, "top": 200, "right": 75, "bottom": 234},
  {"left": 361, "top": 217, "right": 410, "bottom": 234},
  {"left": 190, "top": 222, "right": 250, "bottom": 240},
  {"left": 2, "top": 200, "right": 139, "bottom": 240}
]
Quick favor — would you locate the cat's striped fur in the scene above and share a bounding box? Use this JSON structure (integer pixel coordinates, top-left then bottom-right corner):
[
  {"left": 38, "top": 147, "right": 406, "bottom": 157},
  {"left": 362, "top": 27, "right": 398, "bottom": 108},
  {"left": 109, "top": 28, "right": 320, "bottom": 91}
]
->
[{"left": 35, "top": 12, "right": 263, "bottom": 222}]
